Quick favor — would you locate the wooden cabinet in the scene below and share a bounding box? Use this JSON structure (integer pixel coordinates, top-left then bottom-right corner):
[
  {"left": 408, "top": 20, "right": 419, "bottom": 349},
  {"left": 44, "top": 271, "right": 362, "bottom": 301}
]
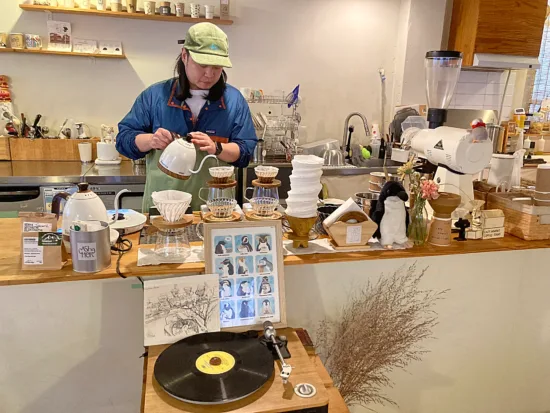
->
[{"left": 448, "top": 0, "right": 547, "bottom": 66}]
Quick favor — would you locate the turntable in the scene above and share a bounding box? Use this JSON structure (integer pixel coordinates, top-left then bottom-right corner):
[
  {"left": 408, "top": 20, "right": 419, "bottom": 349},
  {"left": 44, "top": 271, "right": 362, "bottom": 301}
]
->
[{"left": 142, "top": 327, "right": 338, "bottom": 413}]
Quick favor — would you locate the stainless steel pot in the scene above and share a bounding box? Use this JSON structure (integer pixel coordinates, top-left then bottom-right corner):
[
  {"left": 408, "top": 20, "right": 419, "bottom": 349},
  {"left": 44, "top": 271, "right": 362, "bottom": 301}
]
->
[
  {"left": 322, "top": 149, "right": 345, "bottom": 166},
  {"left": 354, "top": 192, "right": 379, "bottom": 216}
]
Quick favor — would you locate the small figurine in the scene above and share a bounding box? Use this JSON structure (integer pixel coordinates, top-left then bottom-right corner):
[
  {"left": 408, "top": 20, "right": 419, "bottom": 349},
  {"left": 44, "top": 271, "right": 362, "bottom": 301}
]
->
[
  {"left": 372, "top": 181, "right": 409, "bottom": 248},
  {"left": 454, "top": 218, "right": 471, "bottom": 241}
]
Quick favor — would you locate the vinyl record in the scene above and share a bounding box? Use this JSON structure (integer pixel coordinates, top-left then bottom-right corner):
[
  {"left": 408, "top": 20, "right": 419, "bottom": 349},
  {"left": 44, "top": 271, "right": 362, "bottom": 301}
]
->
[{"left": 154, "top": 332, "right": 274, "bottom": 405}]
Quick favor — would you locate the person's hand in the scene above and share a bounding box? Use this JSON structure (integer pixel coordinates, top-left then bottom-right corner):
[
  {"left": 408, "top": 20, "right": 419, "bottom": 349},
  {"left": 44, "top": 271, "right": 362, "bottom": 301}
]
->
[
  {"left": 150, "top": 128, "right": 174, "bottom": 150},
  {"left": 189, "top": 132, "right": 216, "bottom": 155}
]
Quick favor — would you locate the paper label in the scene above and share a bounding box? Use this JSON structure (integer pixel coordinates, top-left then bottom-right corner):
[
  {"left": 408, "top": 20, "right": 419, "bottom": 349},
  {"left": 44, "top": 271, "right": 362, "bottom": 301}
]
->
[
  {"left": 346, "top": 225, "right": 362, "bottom": 244},
  {"left": 76, "top": 242, "right": 97, "bottom": 261},
  {"left": 23, "top": 237, "right": 43, "bottom": 265},
  {"left": 38, "top": 232, "right": 62, "bottom": 247},
  {"left": 23, "top": 222, "right": 52, "bottom": 232}
]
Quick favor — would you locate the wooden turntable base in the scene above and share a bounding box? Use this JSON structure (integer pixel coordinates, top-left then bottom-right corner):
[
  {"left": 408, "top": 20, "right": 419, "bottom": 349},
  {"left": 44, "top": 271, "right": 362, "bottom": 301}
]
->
[{"left": 142, "top": 328, "right": 348, "bottom": 413}]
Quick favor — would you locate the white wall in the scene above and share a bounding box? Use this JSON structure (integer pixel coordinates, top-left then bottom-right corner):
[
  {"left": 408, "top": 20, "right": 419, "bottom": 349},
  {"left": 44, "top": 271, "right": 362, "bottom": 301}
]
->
[
  {"left": 285, "top": 250, "right": 550, "bottom": 413},
  {"left": 1, "top": 0, "right": 405, "bottom": 144},
  {"left": 448, "top": 70, "right": 516, "bottom": 121}
]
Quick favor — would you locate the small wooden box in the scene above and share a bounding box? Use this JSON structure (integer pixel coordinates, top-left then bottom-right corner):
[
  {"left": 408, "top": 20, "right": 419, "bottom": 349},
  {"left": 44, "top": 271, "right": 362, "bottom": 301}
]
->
[
  {"left": 325, "top": 218, "right": 377, "bottom": 250},
  {"left": 481, "top": 209, "right": 505, "bottom": 229},
  {"left": 0, "top": 136, "right": 11, "bottom": 160}
]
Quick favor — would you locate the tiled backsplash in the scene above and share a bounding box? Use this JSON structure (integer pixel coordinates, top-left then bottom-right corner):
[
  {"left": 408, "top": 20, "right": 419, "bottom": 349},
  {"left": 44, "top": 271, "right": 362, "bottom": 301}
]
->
[{"left": 448, "top": 70, "right": 516, "bottom": 120}]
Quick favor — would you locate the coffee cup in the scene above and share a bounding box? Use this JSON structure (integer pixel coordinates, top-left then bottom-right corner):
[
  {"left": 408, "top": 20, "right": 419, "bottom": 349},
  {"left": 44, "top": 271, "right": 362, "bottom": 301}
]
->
[
  {"left": 535, "top": 164, "right": 550, "bottom": 193},
  {"left": 205, "top": 4, "right": 214, "bottom": 19},
  {"left": 96, "top": 0, "right": 106, "bottom": 10},
  {"left": 144, "top": 0, "right": 156, "bottom": 14},
  {"left": 97, "top": 142, "right": 119, "bottom": 161},
  {"left": 175, "top": 2, "right": 185, "bottom": 16},
  {"left": 190, "top": 3, "right": 200, "bottom": 18},
  {"left": 110, "top": 0, "right": 122, "bottom": 12},
  {"left": 127, "top": 0, "right": 136, "bottom": 12},
  {"left": 78, "top": 142, "right": 92, "bottom": 163}
]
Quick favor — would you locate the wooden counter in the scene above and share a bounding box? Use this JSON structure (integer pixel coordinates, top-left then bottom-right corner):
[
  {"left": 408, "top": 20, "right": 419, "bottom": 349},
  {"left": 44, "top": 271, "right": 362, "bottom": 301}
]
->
[{"left": 1, "top": 217, "right": 550, "bottom": 286}]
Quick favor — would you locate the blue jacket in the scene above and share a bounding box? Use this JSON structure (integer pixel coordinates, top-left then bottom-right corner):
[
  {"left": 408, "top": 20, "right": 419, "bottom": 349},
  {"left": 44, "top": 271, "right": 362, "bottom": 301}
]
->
[{"left": 116, "top": 79, "right": 257, "bottom": 167}]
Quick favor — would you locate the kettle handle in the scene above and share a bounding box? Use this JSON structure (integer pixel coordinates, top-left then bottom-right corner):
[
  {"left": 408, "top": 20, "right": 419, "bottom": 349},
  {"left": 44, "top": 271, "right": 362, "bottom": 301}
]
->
[
  {"left": 190, "top": 154, "right": 217, "bottom": 175},
  {"left": 51, "top": 192, "right": 70, "bottom": 219},
  {"left": 199, "top": 187, "right": 208, "bottom": 203},
  {"left": 111, "top": 189, "right": 130, "bottom": 225}
]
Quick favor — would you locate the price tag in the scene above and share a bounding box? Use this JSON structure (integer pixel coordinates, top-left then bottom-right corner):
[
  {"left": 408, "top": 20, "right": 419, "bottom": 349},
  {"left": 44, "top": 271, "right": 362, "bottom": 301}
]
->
[{"left": 346, "top": 225, "right": 362, "bottom": 244}]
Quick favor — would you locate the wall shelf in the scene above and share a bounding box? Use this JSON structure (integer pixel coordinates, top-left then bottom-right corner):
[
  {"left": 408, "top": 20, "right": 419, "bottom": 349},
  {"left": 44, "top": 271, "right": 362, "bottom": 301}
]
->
[
  {"left": 19, "top": 4, "right": 233, "bottom": 25},
  {"left": 0, "top": 47, "right": 126, "bottom": 59}
]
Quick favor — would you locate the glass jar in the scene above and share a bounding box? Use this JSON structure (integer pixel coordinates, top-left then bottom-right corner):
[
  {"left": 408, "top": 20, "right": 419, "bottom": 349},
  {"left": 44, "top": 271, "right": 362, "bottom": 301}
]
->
[
  {"left": 154, "top": 227, "right": 191, "bottom": 262},
  {"left": 245, "top": 186, "right": 279, "bottom": 216}
]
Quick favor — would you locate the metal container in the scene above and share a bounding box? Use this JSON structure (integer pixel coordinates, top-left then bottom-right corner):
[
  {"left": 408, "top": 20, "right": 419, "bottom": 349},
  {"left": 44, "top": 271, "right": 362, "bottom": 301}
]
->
[
  {"left": 253, "top": 139, "right": 265, "bottom": 163},
  {"left": 70, "top": 221, "right": 111, "bottom": 273},
  {"left": 486, "top": 124, "right": 504, "bottom": 153},
  {"left": 354, "top": 192, "right": 379, "bottom": 216}
]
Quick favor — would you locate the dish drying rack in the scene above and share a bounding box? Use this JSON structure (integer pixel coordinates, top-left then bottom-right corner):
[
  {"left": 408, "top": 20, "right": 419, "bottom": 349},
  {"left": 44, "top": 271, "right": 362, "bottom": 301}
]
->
[{"left": 247, "top": 92, "right": 301, "bottom": 159}]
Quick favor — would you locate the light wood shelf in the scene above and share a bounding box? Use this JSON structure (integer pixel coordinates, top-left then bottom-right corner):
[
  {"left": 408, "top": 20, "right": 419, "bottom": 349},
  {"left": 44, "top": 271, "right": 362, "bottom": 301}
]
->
[
  {"left": 19, "top": 4, "right": 233, "bottom": 25},
  {"left": 0, "top": 47, "right": 125, "bottom": 59}
]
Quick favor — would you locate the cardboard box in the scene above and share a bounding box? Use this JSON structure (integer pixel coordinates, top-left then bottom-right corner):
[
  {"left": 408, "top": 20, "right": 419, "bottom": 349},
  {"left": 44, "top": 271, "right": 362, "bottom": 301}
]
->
[
  {"left": 482, "top": 227, "right": 505, "bottom": 239},
  {"left": 481, "top": 209, "right": 505, "bottom": 229}
]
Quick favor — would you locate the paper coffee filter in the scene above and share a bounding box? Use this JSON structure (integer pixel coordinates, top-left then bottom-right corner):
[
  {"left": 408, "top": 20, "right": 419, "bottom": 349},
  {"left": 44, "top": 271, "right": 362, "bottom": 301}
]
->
[{"left": 151, "top": 190, "right": 192, "bottom": 222}]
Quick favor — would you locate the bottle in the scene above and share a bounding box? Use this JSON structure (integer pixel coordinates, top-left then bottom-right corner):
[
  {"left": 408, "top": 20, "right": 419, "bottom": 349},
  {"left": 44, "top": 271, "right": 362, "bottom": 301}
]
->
[
  {"left": 536, "top": 136, "right": 546, "bottom": 154},
  {"left": 378, "top": 138, "right": 386, "bottom": 160},
  {"left": 370, "top": 124, "right": 381, "bottom": 159},
  {"left": 523, "top": 135, "right": 532, "bottom": 150},
  {"left": 516, "top": 130, "right": 524, "bottom": 152}
]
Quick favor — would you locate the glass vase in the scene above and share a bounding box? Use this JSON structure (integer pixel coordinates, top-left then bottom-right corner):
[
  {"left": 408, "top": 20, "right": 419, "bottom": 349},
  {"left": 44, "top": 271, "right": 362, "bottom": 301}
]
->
[{"left": 408, "top": 197, "right": 428, "bottom": 246}]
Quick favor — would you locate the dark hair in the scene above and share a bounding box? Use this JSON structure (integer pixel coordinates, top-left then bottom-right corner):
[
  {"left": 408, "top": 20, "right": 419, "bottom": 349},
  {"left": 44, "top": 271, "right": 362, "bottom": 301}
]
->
[{"left": 174, "top": 51, "right": 227, "bottom": 102}]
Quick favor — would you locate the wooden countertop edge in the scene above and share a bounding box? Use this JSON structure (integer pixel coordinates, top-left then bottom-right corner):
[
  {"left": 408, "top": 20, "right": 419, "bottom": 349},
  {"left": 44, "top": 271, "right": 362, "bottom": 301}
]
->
[{"left": 2, "top": 235, "right": 550, "bottom": 286}]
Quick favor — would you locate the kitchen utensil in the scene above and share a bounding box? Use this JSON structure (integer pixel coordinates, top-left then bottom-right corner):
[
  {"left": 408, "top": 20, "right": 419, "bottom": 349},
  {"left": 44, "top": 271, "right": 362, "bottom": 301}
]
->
[
  {"left": 70, "top": 221, "right": 111, "bottom": 273},
  {"left": 315, "top": 205, "right": 339, "bottom": 235},
  {"left": 175, "top": 2, "right": 185, "bottom": 16},
  {"left": 24, "top": 34, "right": 42, "bottom": 50},
  {"left": 209, "top": 166, "right": 234, "bottom": 183},
  {"left": 285, "top": 214, "right": 318, "bottom": 248},
  {"left": 204, "top": 4, "right": 214, "bottom": 18},
  {"left": 75, "top": 122, "right": 89, "bottom": 139},
  {"left": 486, "top": 124, "right": 503, "bottom": 153},
  {"left": 97, "top": 128, "right": 119, "bottom": 161},
  {"left": 354, "top": 192, "right": 379, "bottom": 216},
  {"left": 110, "top": 0, "right": 122, "bottom": 11},
  {"left": 9, "top": 33, "right": 24, "bottom": 49},
  {"left": 158, "top": 132, "right": 217, "bottom": 180},
  {"left": 151, "top": 190, "right": 192, "bottom": 222},
  {"left": 78, "top": 142, "right": 92, "bottom": 163},
  {"left": 254, "top": 165, "right": 278, "bottom": 183},
  {"left": 253, "top": 139, "right": 266, "bottom": 163},
  {"left": 144, "top": 0, "right": 156, "bottom": 14},
  {"left": 249, "top": 198, "right": 279, "bottom": 217},
  {"left": 51, "top": 183, "right": 128, "bottom": 250},
  {"left": 152, "top": 215, "right": 193, "bottom": 262},
  {"left": 199, "top": 186, "right": 236, "bottom": 203},
  {"left": 97, "top": 0, "right": 106, "bottom": 10},
  {"left": 322, "top": 149, "right": 345, "bottom": 166},
  {"left": 207, "top": 198, "right": 237, "bottom": 218},
  {"left": 190, "top": 3, "right": 200, "bottom": 17}
]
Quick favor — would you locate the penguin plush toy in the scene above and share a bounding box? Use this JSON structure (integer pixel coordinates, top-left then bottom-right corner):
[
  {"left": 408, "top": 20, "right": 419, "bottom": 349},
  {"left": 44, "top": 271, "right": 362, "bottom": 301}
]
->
[{"left": 372, "top": 181, "right": 409, "bottom": 247}]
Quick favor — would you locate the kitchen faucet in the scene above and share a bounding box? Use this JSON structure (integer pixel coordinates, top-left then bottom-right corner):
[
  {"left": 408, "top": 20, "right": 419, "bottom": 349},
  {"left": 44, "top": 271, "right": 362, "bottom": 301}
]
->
[{"left": 342, "top": 112, "right": 371, "bottom": 159}]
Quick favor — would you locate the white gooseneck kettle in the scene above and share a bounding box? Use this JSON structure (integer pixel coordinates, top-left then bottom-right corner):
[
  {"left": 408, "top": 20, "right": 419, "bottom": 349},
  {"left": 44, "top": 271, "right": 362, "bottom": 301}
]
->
[
  {"left": 158, "top": 133, "right": 217, "bottom": 180},
  {"left": 51, "top": 182, "right": 129, "bottom": 249}
]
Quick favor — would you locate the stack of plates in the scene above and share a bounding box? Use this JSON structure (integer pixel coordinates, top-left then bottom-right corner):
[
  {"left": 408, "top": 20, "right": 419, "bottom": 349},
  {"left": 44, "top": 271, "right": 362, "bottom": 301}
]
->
[{"left": 285, "top": 155, "right": 323, "bottom": 218}]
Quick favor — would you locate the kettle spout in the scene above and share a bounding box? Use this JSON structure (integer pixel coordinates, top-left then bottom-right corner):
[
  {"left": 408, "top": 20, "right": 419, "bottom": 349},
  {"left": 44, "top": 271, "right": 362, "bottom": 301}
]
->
[
  {"left": 189, "top": 154, "right": 217, "bottom": 175},
  {"left": 110, "top": 189, "right": 130, "bottom": 225}
]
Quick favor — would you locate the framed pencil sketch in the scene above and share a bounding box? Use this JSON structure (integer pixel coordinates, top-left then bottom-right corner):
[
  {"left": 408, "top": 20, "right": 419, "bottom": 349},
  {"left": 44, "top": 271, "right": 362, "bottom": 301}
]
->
[{"left": 204, "top": 220, "right": 287, "bottom": 332}]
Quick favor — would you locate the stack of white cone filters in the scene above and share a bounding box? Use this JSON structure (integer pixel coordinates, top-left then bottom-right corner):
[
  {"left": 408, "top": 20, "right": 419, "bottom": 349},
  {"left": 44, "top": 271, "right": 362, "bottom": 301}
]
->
[{"left": 285, "top": 155, "right": 323, "bottom": 218}]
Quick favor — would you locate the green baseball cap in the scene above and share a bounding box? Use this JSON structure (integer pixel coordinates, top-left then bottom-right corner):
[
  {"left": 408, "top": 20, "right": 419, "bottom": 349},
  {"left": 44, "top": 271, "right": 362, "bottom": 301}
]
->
[{"left": 184, "top": 23, "right": 232, "bottom": 68}]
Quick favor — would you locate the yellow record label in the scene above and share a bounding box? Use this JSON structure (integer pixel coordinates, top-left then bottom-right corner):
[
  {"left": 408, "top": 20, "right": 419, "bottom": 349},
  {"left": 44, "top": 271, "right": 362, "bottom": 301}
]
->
[{"left": 195, "top": 351, "right": 236, "bottom": 375}]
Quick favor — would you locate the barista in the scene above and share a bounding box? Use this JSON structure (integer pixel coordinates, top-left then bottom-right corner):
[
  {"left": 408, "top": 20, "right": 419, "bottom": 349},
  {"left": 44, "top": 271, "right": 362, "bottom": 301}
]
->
[{"left": 116, "top": 23, "right": 257, "bottom": 211}]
